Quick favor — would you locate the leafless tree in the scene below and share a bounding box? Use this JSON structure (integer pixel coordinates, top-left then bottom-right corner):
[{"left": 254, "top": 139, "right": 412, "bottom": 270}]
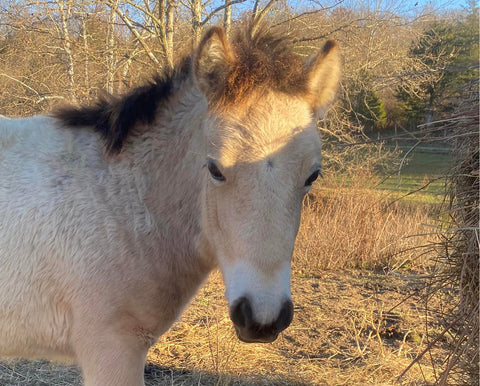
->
[{"left": 54, "top": 0, "right": 77, "bottom": 101}]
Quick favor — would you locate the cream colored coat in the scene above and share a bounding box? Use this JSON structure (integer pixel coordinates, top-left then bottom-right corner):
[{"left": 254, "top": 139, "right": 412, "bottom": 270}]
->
[{"left": 0, "top": 27, "right": 340, "bottom": 385}]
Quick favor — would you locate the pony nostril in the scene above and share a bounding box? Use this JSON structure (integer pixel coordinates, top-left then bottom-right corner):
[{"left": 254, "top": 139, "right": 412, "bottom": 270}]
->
[
  {"left": 230, "top": 298, "right": 293, "bottom": 343},
  {"left": 276, "top": 299, "right": 294, "bottom": 332},
  {"left": 230, "top": 297, "right": 253, "bottom": 329}
]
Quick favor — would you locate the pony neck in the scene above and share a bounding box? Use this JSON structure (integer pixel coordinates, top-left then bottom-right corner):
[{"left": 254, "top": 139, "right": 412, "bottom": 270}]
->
[{"left": 133, "top": 78, "right": 213, "bottom": 269}]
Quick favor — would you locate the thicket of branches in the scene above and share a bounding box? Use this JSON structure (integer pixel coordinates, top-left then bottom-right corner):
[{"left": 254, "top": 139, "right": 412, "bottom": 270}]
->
[
  {"left": 0, "top": 1, "right": 477, "bottom": 124},
  {"left": 395, "top": 83, "right": 480, "bottom": 386},
  {"left": 435, "top": 86, "right": 479, "bottom": 386}
]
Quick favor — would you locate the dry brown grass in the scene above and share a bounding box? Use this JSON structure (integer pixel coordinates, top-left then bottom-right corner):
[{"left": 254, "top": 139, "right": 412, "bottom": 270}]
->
[
  {"left": 142, "top": 180, "right": 444, "bottom": 385},
  {"left": 294, "top": 176, "right": 435, "bottom": 273},
  {"left": 147, "top": 270, "right": 447, "bottom": 385},
  {"left": 3, "top": 266, "right": 448, "bottom": 385}
]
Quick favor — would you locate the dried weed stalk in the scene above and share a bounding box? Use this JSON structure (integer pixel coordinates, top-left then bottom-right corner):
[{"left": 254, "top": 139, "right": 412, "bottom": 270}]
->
[
  {"left": 401, "top": 87, "right": 479, "bottom": 385},
  {"left": 294, "top": 175, "right": 434, "bottom": 273}
]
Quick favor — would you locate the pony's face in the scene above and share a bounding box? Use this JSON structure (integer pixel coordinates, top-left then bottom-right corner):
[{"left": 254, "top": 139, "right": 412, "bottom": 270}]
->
[
  {"left": 195, "top": 28, "right": 340, "bottom": 343},
  {"left": 201, "top": 93, "right": 322, "bottom": 342}
]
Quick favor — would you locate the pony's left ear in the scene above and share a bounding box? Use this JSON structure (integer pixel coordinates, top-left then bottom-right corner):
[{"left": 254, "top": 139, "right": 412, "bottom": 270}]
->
[
  {"left": 305, "top": 40, "right": 341, "bottom": 118},
  {"left": 194, "top": 27, "right": 234, "bottom": 102}
]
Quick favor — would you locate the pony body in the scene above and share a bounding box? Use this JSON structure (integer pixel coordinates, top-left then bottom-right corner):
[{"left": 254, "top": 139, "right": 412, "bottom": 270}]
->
[{"left": 0, "top": 26, "right": 340, "bottom": 385}]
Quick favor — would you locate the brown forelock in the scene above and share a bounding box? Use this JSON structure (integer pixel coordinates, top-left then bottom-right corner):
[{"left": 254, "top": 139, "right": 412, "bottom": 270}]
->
[{"left": 221, "top": 27, "right": 308, "bottom": 104}]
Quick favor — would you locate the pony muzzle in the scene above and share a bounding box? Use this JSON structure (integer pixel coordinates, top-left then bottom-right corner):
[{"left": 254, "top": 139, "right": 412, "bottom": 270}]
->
[{"left": 229, "top": 297, "right": 294, "bottom": 343}]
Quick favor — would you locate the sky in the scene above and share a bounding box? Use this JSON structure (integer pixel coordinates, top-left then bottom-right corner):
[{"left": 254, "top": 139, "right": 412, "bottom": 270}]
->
[
  {"left": 288, "top": 0, "right": 476, "bottom": 15},
  {"left": 226, "top": 0, "right": 476, "bottom": 21},
  {"left": 358, "top": 0, "right": 475, "bottom": 12}
]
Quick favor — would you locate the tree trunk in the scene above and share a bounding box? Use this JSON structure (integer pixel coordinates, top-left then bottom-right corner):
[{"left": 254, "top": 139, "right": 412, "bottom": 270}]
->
[
  {"left": 251, "top": 0, "right": 277, "bottom": 36},
  {"left": 57, "top": 0, "right": 76, "bottom": 102},
  {"left": 224, "top": 0, "right": 232, "bottom": 37},
  {"left": 426, "top": 86, "right": 435, "bottom": 127},
  {"left": 106, "top": 1, "right": 118, "bottom": 94},
  {"left": 166, "top": 0, "right": 175, "bottom": 69},
  {"left": 191, "top": 0, "right": 202, "bottom": 46},
  {"left": 81, "top": 11, "right": 90, "bottom": 98}
]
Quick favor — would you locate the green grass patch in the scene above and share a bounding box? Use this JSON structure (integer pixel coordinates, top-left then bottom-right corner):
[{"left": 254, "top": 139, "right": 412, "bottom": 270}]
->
[
  {"left": 377, "top": 150, "right": 452, "bottom": 204},
  {"left": 401, "top": 150, "right": 452, "bottom": 175}
]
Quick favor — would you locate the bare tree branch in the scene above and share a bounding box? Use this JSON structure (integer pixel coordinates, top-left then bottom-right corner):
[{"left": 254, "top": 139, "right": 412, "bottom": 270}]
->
[
  {"left": 201, "top": 0, "right": 247, "bottom": 26},
  {"left": 272, "top": 0, "right": 345, "bottom": 28},
  {"left": 293, "top": 19, "right": 367, "bottom": 43},
  {"left": 0, "top": 73, "right": 65, "bottom": 103},
  {"left": 107, "top": 1, "right": 160, "bottom": 65},
  {"left": 251, "top": 0, "right": 277, "bottom": 36}
]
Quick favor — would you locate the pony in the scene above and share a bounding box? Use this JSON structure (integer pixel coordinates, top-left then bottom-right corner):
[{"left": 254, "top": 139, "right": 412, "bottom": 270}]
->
[{"left": 0, "top": 26, "right": 340, "bottom": 385}]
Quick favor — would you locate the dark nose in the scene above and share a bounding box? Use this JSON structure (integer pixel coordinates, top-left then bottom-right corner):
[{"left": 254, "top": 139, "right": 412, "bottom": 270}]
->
[{"left": 229, "top": 297, "right": 294, "bottom": 343}]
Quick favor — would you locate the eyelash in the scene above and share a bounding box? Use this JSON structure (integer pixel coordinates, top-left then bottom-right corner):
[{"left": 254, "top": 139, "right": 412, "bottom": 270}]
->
[
  {"left": 305, "top": 169, "right": 321, "bottom": 187},
  {"left": 207, "top": 160, "right": 225, "bottom": 182}
]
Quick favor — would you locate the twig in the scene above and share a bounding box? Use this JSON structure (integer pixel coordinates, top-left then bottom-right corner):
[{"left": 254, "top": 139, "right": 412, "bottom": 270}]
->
[{"left": 397, "top": 316, "right": 462, "bottom": 384}]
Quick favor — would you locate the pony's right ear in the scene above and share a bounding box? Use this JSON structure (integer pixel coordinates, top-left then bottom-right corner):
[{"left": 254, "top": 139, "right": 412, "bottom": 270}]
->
[{"left": 194, "top": 27, "right": 234, "bottom": 102}]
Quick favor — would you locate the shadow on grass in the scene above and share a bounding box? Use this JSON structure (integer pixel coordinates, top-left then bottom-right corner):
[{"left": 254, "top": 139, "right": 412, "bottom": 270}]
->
[
  {"left": 0, "top": 359, "right": 82, "bottom": 386},
  {"left": 0, "top": 360, "right": 305, "bottom": 386}
]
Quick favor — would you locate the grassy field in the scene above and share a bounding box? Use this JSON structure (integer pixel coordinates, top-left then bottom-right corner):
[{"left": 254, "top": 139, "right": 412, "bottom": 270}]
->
[
  {"left": 0, "top": 150, "right": 451, "bottom": 385},
  {"left": 377, "top": 150, "right": 452, "bottom": 204},
  {"left": 0, "top": 270, "right": 449, "bottom": 385}
]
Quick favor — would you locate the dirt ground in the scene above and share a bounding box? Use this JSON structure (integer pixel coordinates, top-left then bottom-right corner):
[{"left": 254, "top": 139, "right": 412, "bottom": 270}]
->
[{"left": 0, "top": 270, "right": 449, "bottom": 385}]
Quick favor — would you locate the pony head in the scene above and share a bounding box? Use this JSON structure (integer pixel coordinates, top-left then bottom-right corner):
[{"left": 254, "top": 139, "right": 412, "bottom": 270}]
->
[{"left": 195, "top": 27, "right": 340, "bottom": 343}]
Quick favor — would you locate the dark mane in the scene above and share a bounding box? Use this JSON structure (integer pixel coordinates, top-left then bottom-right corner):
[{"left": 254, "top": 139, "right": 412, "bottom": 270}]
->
[
  {"left": 53, "top": 26, "right": 307, "bottom": 154},
  {"left": 52, "top": 60, "right": 190, "bottom": 154}
]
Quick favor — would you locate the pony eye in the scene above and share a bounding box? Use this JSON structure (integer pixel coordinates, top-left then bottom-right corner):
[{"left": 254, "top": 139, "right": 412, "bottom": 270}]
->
[
  {"left": 305, "top": 170, "right": 320, "bottom": 187},
  {"left": 207, "top": 160, "right": 226, "bottom": 182}
]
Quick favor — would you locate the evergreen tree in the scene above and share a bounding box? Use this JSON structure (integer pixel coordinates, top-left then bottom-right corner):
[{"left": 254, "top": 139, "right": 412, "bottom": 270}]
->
[
  {"left": 396, "top": 5, "right": 479, "bottom": 127},
  {"left": 348, "top": 71, "right": 388, "bottom": 132}
]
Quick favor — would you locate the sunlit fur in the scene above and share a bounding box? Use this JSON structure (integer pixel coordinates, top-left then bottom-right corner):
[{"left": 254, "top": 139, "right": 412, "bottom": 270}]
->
[
  {"left": 0, "top": 26, "right": 340, "bottom": 386},
  {"left": 202, "top": 91, "right": 323, "bottom": 325}
]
